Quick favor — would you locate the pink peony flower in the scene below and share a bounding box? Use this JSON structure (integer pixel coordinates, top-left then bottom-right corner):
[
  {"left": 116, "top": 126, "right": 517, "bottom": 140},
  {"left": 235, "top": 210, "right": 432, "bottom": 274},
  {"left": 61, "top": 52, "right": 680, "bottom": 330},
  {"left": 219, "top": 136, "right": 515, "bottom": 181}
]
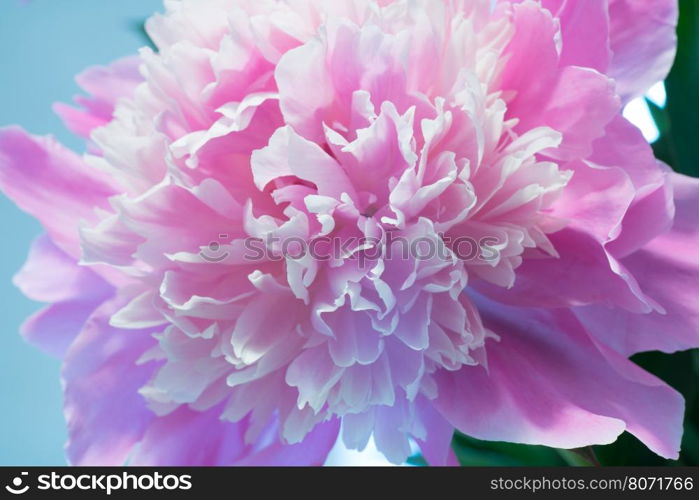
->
[{"left": 1, "top": 0, "right": 696, "bottom": 465}]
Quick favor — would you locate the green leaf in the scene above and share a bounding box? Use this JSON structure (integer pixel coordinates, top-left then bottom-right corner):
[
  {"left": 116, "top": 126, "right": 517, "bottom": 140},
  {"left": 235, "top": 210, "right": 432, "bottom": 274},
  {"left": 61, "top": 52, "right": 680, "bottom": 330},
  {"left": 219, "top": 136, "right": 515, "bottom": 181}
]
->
[
  {"left": 655, "top": 0, "right": 699, "bottom": 176},
  {"left": 557, "top": 447, "right": 600, "bottom": 467},
  {"left": 452, "top": 433, "right": 566, "bottom": 467}
]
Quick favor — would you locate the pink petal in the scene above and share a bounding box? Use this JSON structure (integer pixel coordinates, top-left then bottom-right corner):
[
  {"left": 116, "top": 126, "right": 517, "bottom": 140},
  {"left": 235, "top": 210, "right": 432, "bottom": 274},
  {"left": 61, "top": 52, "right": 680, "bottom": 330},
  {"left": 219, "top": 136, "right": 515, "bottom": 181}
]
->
[
  {"left": 575, "top": 173, "right": 699, "bottom": 355},
  {"left": 131, "top": 406, "right": 339, "bottom": 466},
  {"left": 477, "top": 226, "right": 655, "bottom": 312},
  {"left": 14, "top": 234, "right": 109, "bottom": 304},
  {"left": 415, "top": 397, "right": 456, "bottom": 467},
  {"left": 434, "top": 295, "right": 683, "bottom": 459},
  {"left": 21, "top": 302, "right": 98, "bottom": 359},
  {"left": 532, "top": 67, "right": 619, "bottom": 161},
  {"left": 128, "top": 406, "right": 249, "bottom": 466},
  {"left": 498, "top": 2, "right": 561, "bottom": 125},
  {"left": 476, "top": 162, "right": 657, "bottom": 313},
  {"left": 53, "top": 56, "right": 143, "bottom": 139},
  {"left": 236, "top": 418, "right": 340, "bottom": 466},
  {"left": 327, "top": 305, "right": 384, "bottom": 367},
  {"left": 608, "top": 0, "right": 678, "bottom": 101},
  {"left": 93, "top": 181, "right": 239, "bottom": 269},
  {"left": 63, "top": 297, "right": 160, "bottom": 465},
  {"left": 13, "top": 234, "right": 112, "bottom": 357},
  {"left": 542, "top": 0, "right": 611, "bottom": 73},
  {"left": 251, "top": 126, "right": 358, "bottom": 200},
  {"left": 0, "top": 127, "right": 116, "bottom": 258},
  {"left": 591, "top": 116, "right": 675, "bottom": 257}
]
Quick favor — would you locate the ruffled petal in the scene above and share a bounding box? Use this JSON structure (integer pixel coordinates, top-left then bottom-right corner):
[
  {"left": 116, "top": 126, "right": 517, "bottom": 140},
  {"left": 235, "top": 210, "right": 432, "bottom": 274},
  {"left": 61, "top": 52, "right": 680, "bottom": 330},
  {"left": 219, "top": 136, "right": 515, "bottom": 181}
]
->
[
  {"left": 434, "top": 294, "right": 684, "bottom": 459},
  {"left": 0, "top": 127, "right": 116, "bottom": 258},
  {"left": 590, "top": 116, "right": 675, "bottom": 258},
  {"left": 13, "top": 234, "right": 112, "bottom": 357},
  {"left": 14, "top": 234, "right": 110, "bottom": 304},
  {"left": 543, "top": 0, "right": 611, "bottom": 73},
  {"left": 53, "top": 56, "right": 143, "bottom": 139},
  {"left": 415, "top": 397, "right": 457, "bottom": 467},
  {"left": 575, "top": 173, "right": 699, "bottom": 355},
  {"left": 63, "top": 297, "right": 160, "bottom": 465},
  {"left": 607, "top": 0, "right": 678, "bottom": 101}
]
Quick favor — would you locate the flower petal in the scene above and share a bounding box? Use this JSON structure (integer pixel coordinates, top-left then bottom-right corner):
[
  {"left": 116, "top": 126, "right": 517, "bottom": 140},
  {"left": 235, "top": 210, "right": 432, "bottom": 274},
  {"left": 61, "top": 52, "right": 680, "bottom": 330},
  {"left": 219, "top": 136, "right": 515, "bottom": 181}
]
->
[
  {"left": 63, "top": 297, "right": 160, "bottom": 465},
  {"left": 607, "top": 0, "right": 678, "bottom": 101},
  {"left": 0, "top": 127, "right": 116, "bottom": 258},
  {"left": 575, "top": 173, "right": 699, "bottom": 355},
  {"left": 434, "top": 294, "right": 683, "bottom": 459},
  {"left": 53, "top": 56, "right": 143, "bottom": 139}
]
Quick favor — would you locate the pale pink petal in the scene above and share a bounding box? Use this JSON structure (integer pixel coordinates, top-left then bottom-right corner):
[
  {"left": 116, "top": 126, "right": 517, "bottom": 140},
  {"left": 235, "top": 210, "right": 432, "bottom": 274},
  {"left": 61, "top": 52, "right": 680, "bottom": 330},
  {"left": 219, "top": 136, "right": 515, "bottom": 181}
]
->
[
  {"left": 591, "top": 116, "right": 675, "bottom": 257},
  {"left": 53, "top": 56, "right": 143, "bottom": 139},
  {"left": 22, "top": 302, "right": 100, "bottom": 359},
  {"left": 235, "top": 419, "right": 340, "bottom": 466},
  {"left": 14, "top": 234, "right": 109, "bottom": 304},
  {"left": 434, "top": 296, "right": 683, "bottom": 459},
  {"left": 63, "top": 297, "right": 160, "bottom": 465},
  {"left": 0, "top": 127, "right": 116, "bottom": 258},
  {"left": 575, "top": 173, "right": 699, "bottom": 355},
  {"left": 607, "top": 0, "right": 678, "bottom": 101},
  {"left": 128, "top": 405, "right": 248, "bottom": 466},
  {"left": 542, "top": 0, "right": 611, "bottom": 72},
  {"left": 415, "top": 397, "right": 457, "bottom": 467},
  {"left": 13, "top": 234, "right": 112, "bottom": 357},
  {"left": 526, "top": 67, "right": 619, "bottom": 160}
]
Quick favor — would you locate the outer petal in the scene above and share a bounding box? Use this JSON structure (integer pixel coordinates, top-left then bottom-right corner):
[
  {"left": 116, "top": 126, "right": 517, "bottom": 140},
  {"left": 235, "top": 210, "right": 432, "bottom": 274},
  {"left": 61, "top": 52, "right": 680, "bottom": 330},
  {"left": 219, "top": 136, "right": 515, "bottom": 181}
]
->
[
  {"left": 53, "top": 56, "right": 143, "bottom": 139},
  {"left": 234, "top": 418, "right": 340, "bottom": 466},
  {"left": 14, "top": 234, "right": 109, "bottom": 305},
  {"left": 498, "top": 1, "right": 560, "bottom": 124},
  {"left": 83, "top": 181, "right": 241, "bottom": 269},
  {"left": 575, "top": 173, "right": 699, "bottom": 355},
  {"left": 414, "top": 397, "right": 457, "bottom": 467},
  {"left": 128, "top": 406, "right": 249, "bottom": 466},
  {"left": 591, "top": 116, "right": 675, "bottom": 257},
  {"left": 21, "top": 302, "right": 105, "bottom": 360},
  {"left": 607, "top": 0, "right": 678, "bottom": 101},
  {"left": 13, "top": 234, "right": 112, "bottom": 358},
  {"left": 475, "top": 162, "right": 657, "bottom": 313},
  {"left": 508, "top": 0, "right": 611, "bottom": 72},
  {"left": 0, "top": 127, "right": 116, "bottom": 258},
  {"left": 532, "top": 67, "right": 619, "bottom": 161},
  {"left": 500, "top": 3, "right": 619, "bottom": 160},
  {"left": 434, "top": 294, "right": 684, "bottom": 459},
  {"left": 63, "top": 296, "right": 160, "bottom": 465},
  {"left": 63, "top": 292, "right": 339, "bottom": 466},
  {"left": 541, "top": 0, "right": 611, "bottom": 73},
  {"left": 130, "top": 406, "right": 339, "bottom": 466}
]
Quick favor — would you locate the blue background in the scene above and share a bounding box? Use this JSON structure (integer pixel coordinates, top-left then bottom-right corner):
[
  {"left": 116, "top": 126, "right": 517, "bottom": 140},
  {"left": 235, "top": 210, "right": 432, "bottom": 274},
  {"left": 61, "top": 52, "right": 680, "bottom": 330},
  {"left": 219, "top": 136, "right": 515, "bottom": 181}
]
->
[{"left": 0, "top": 0, "right": 161, "bottom": 466}]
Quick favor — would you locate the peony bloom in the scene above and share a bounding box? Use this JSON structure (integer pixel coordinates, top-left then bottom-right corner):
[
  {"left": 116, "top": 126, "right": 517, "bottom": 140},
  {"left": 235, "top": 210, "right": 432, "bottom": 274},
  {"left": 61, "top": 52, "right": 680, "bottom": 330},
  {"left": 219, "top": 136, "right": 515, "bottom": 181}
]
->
[{"left": 1, "top": 0, "right": 696, "bottom": 465}]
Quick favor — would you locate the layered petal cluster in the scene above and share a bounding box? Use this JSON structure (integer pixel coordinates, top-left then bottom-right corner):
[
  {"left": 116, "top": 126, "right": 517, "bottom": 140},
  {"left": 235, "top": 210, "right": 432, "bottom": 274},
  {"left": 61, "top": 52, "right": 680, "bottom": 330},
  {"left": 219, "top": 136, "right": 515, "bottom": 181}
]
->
[{"left": 1, "top": 0, "right": 696, "bottom": 465}]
